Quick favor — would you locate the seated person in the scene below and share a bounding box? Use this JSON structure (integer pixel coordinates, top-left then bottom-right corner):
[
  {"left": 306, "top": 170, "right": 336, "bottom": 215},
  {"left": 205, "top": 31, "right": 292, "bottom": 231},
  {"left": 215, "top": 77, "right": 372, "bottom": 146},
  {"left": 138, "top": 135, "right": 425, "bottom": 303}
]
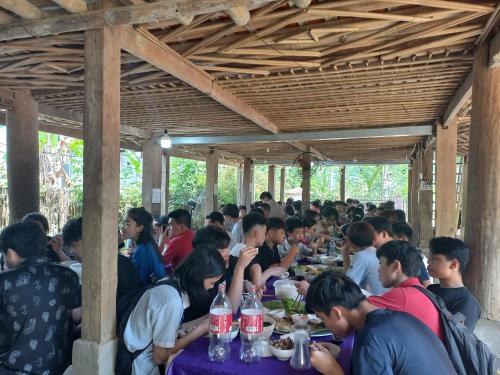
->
[
  {"left": 62, "top": 217, "right": 143, "bottom": 303},
  {"left": 229, "top": 213, "right": 281, "bottom": 292},
  {"left": 238, "top": 205, "right": 247, "bottom": 219},
  {"left": 427, "top": 237, "right": 481, "bottom": 330},
  {"left": 306, "top": 272, "right": 457, "bottom": 375},
  {"left": 249, "top": 218, "right": 298, "bottom": 286},
  {"left": 260, "top": 191, "right": 283, "bottom": 218},
  {"left": 283, "top": 217, "right": 310, "bottom": 258},
  {"left": 22, "top": 212, "right": 70, "bottom": 263},
  {"left": 205, "top": 211, "right": 225, "bottom": 229},
  {"left": 343, "top": 221, "right": 386, "bottom": 295},
  {"left": 311, "top": 206, "right": 339, "bottom": 241},
  {"left": 124, "top": 247, "right": 225, "bottom": 375},
  {"left": 223, "top": 204, "right": 243, "bottom": 245},
  {"left": 302, "top": 217, "right": 324, "bottom": 252},
  {"left": 0, "top": 221, "right": 80, "bottom": 374},
  {"left": 157, "top": 215, "right": 169, "bottom": 256},
  {"left": 392, "top": 221, "right": 431, "bottom": 287},
  {"left": 185, "top": 226, "right": 257, "bottom": 320},
  {"left": 369, "top": 240, "right": 443, "bottom": 340},
  {"left": 122, "top": 208, "right": 166, "bottom": 284},
  {"left": 162, "top": 209, "right": 193, "bottom": 272}
]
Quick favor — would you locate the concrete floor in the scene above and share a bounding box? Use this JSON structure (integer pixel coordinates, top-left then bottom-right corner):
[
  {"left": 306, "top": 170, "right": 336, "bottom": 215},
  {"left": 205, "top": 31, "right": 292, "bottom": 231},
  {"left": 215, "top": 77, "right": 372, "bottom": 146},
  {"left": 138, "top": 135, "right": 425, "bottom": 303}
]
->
[{"left": 474, "top": 319, "right": 500, "bottom": 357}]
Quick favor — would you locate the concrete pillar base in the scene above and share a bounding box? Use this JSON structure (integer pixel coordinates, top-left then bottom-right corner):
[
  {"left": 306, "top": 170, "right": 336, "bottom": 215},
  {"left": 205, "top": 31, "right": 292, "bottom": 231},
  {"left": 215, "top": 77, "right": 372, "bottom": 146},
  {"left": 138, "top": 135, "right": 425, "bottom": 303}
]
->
[{"left": 71, "top": 338, "right": 117, "bottom": 375}]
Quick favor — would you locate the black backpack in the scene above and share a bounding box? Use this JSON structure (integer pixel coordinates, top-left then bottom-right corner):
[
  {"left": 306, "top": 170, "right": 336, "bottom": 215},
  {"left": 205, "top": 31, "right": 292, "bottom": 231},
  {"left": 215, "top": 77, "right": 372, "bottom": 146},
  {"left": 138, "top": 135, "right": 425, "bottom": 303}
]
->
[
  {"left": 115, "top": 277, "right": 182, "bottom": 375},
  {"left": 413, "top": 285, "right": 500, "bottom": 375}
]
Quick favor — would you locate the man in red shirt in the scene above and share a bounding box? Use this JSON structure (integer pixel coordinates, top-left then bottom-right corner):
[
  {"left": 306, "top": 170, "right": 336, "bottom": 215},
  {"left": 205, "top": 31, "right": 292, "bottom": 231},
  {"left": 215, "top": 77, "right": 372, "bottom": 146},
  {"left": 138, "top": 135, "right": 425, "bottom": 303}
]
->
[
  {"left": 369, "top": 240, "right": 444, "bottom": 341},
  {"left": 162, "top": 209, "right": 194, "bottom": 270}
]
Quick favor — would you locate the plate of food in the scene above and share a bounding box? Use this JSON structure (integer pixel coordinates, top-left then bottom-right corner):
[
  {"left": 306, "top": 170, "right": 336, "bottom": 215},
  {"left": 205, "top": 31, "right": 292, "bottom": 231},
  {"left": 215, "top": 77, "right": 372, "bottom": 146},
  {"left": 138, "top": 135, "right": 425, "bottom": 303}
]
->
[{"left": 273, "top": 316, "right": 331, "bottom": 337}]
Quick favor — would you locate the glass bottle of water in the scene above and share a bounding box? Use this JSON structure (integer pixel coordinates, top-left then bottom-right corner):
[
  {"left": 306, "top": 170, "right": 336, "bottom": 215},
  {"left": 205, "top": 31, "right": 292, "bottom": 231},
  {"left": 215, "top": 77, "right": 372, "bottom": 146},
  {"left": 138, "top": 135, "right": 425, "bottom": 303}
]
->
[
  {"left": 239, "top": 286, "right": 263, "bottom": 364},
  {"left": 208, "top": 284, "right": 232, "bottom": 362}
]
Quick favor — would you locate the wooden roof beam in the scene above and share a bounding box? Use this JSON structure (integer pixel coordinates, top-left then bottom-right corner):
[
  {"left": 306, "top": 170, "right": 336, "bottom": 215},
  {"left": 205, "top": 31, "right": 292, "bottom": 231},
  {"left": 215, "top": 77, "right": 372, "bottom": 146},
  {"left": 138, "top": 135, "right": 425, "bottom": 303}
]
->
[
  {"left": 227, "top": 5, "right": 250, "bottom": 26},
  {"left": 120, "top": 26, "right": 279, "bottom": 134},
  {"left": 51, "top": 0, "right": 87, "bottom": 13},
  {"left": 441, "top": 71, "right": 472, "bottom": 128},
  {"left": 0, "top": 0, "right": 280, "bottom": 41},
  {"left": 490, "top": 30, "right": 500, "bottom": 68},
  {"left": 0, "top": 0, "right": 42, "bottom": 20}
]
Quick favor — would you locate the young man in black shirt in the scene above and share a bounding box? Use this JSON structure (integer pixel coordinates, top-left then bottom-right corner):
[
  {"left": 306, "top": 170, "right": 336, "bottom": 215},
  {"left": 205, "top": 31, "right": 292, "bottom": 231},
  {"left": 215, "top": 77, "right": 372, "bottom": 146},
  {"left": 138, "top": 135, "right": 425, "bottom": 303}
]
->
[
  {"left": 306, "top": 271, "right": 457, "bottom": 375},
  {"left": 0, "top": 221, "right": 80, "bottom": 375},
  {"left": 427, "top": 236, "right": 481, "bottom": 330}
]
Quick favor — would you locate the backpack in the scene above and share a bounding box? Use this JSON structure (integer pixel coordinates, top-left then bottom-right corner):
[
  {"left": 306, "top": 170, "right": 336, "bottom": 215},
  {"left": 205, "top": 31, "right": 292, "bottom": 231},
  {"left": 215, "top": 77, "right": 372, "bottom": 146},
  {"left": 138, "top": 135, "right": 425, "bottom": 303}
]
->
[
  {"left": 412, "top": 285, "right": 500, "bottom": 375},
  {"left": 115, "top": 277, "right": 182, "bottom": 375}
]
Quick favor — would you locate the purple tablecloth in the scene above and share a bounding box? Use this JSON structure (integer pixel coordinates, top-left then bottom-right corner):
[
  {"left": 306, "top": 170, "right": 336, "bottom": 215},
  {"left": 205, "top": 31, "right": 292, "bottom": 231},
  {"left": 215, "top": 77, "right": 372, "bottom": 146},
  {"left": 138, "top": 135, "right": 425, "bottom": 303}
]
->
[{"left": 167, "top": 276, "right": 354, "bottom": 375}]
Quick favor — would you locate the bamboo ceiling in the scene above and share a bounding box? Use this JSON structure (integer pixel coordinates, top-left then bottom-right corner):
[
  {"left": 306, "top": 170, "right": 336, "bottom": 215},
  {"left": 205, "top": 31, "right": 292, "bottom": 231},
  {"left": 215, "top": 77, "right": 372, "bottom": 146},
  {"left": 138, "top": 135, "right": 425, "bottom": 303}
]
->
[{"left": 0, "top": 0, "right": 497, "bottom": 162}]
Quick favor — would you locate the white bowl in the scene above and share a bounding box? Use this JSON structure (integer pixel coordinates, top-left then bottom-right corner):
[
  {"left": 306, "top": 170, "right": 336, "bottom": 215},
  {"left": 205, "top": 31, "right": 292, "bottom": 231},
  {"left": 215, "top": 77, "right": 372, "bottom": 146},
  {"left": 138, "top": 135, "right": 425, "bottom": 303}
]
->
[
  {"left": 319, "top": 256, "right": 339, "bottom": 266},
  {"left": 260, "top": 340, "right": 273, "bottom": 357},
  {"left": 317, "top": 342, "right": 341, "bottom": 358},
  {"left": 262, "top": 316, "right": 276, "bottom": 339},
  {"left": 270, "top": 344, "right": 295, "bottom": 361},
  {"left": 291, "top": 313, "right": 309, "bottom": 326},
  {"left": 268, "top": 308, "right": 286, "bottom": 319},
  {"left": 273, "top": 280, "right": 299, "bottom": 300},
  {"left": 307, "top": 314, "right": 322, "bottom": 325}
]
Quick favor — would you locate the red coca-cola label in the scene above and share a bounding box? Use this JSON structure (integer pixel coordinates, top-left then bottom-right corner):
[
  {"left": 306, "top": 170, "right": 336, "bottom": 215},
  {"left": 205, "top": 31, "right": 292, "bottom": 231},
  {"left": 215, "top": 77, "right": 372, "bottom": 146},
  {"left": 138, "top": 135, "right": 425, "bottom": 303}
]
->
[
  {"left": 240, "top": 312, "right": 263, "bottom": 334},
  {"left": 209, "top": 310, "right": 232, "bottom": 334}
]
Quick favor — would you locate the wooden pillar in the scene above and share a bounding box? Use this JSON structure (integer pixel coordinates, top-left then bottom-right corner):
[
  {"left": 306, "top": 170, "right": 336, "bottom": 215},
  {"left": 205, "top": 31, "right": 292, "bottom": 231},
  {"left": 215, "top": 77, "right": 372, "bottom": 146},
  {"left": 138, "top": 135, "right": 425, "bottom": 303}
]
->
[
  {"left": 237, "top": 164, "right": 243, "bottom": 206},
  {"left": 242, "top": 158, "right": 252, "bottom": 208},
  {"left": 464, "top": 41, "right": 500, "bottom": 321},
  {"left": 458, "top": 156, "right": 468, "bottom": 234},
  {"left": 161, "top": 151, "right": 170, "bottom": 215},
  {"left": 409, "top": 149, "right": 421, "bottom": 245},
  {"left": 435, "top": 118, "right": 458, "bottom": 237},
  {"left": 301, "top": 152, "right": 311, "bottom": 211},
  {"left": 6, "top": 90, "right": 39, "bottom": 223},
  {"left": 419, "top": 143, "right": 434, "bottom": 251},
  {"left": 280, "top": 167, "right": 286, "bottom": 203},
  {"left": 205, "top": 149, "right": 219, "bottom": 214},
  {"left": 340, "top": 165, "right": 346, "bottom": 201},
  {"left": 268, "top": 165, "right": 275, "bottom": 198},
  {"left": 142, "top": 138, "right": 162, "bottom": 216},
  {"left": 72, "top": 26, "right": 120, "bottom": 375}
]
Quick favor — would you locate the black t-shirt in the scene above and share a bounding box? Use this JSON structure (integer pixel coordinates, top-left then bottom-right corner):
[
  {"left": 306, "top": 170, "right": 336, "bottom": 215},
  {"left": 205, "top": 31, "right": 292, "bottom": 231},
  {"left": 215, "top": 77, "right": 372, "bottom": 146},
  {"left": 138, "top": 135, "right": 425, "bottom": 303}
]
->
[
  {"left": 427, "top": 284, "right": 481, "bottom": 330},
  {"left": 254, "top": 242, "right": 281, "bottom": 272},
  {"left": 117, "top": 254, "right": 144, "bottom": 302},
  {"left": 352, "top": 309, "right": 457, "bottom": 375}
]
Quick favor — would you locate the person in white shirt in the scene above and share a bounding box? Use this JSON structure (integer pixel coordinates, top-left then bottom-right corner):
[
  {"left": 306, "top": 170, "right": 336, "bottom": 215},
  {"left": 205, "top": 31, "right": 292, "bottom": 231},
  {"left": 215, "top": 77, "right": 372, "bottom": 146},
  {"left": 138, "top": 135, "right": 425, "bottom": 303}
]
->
[
  {"left": 260, "top": 191, "right": 284, "bottom": 218},
  {"left": 124, "top": 246, "right": 226, "bottom": 375},
  {"left": 223, "top": 204, "right": 243, "bottom": 245}
]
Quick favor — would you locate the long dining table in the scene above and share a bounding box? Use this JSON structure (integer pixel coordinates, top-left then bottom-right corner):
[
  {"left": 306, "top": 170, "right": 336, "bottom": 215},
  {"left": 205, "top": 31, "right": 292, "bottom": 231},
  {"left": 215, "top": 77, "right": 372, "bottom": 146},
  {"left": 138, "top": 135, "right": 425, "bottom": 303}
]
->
[{"left": 167, "top": 271, "right": 355, "bottom": 375}]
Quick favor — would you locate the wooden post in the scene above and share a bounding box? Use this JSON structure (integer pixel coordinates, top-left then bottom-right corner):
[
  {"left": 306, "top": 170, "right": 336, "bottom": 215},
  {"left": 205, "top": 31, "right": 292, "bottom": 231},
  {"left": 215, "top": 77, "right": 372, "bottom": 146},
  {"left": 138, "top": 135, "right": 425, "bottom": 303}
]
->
[
  {"left": 301, "top": 152, "right": 311, "bottom": 212},
  {"left": 6, "top": 90, "right": 39, "bottom": 223},
  {"left": 435, "top": 118, "right": 458, "bottom": 237},
  {"left": 418, "top": 143, "right": 434, "bottom": 251},
  {"left": 268, "top": 165, "right": 275, "bottom": 198},
  {"left": 237, "top": 164, "right": 243, "bottom": 206},
  {"left": 280, "top": 167, "right": 286, "bottom": 203},
  {"left": 242, "top": 158, "right": 252, "bottom": 208},
  {"left": 458, "top": 156, "right": 468, "bottom": 235},
  {"left": 205, "top": 149, "right": 219, "bottom": 214},
  {"left": 410, "top": 149, "right": 421, "bottom": 245},
  {"left": 340, "top": 166, "right": 346, "bottom": 201},
  {"left": 72, "top": 25, "right": 120, "bottom": 375},
  {"left": 464, "top": 41, "right": 500, "bottom": 321},
  {"left": 161, "top": 150, "right": 170, "bottom": 215},
  {"left": 142, "top": 138, "right": 163, "bottom": 216}
]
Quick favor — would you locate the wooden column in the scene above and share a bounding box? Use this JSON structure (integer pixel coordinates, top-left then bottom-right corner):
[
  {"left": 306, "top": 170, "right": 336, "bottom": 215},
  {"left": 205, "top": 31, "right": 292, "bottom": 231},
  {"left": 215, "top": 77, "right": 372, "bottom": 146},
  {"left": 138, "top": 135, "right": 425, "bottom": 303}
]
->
[
  {"left": 457, "top": 156, "right": 468, "bottom": 234},
  {"left": 464, "top": 41, "right": 500, "bottom": 321},
  {"left": 72, "top": 26, "right": 120, "bottom": 375},
  {"left": 237, "top": 164, "right": 243, "bottom": 206},
  {"left": 280, "top": 167, "right": 286, "bottom": 203},
  {"left": 6, "top": 90, "right": 39, "bottom": 223},
  {"left": 435, "top": 118, "right": 458, "bottom": 237},
  {"left": 142, "top": 138, "right": 162, "bottom": 216},
  {"left": 161, "top": 150, "right": 170, "bottom": 215},
  {"left": 205, "top": 149, "right": 219, "bottom": 214},
  {"left": 340, "top": 165, "right": 346, "bottom": 201},
  {"left": 268, "top": 165, "right": 275, "bottom": 198},
  {"left": 419, "top": 143, "right": 434, "bottom": 251},
  {"left": 409, "top": 149, "right": 421, "bottom": 245},
  {"left": 242, "top": 158, "right": 252, "bottom": 208},
  {"left": 301, "top": 152, "right": 311, "bottom": 211}
]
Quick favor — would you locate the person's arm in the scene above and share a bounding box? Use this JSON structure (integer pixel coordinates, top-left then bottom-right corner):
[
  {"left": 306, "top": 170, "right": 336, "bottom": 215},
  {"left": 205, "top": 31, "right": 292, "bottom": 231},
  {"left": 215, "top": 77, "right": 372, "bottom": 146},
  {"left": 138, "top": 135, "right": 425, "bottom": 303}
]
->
[
  {"left": 131, "top": 246, "right": 150, "bottom": 285},
  {"left": 341, "top": 243, "right": 353, "bottom": 270},
  {"left": 49, "top": 235, "right": 71, "bottom": 262},
  {"left": 345, "top": 254, "right": 366, "bottom": 285},
  {"left": 227, "top": 247, "right": 258, "bottom": 313},
  {"left": 162, "top": 241, "right": 177, "bottom": 267},
  {"left": 279, "top": 245, "right": 299, "bottom": 269},
  {"left": 153, "top": 319, "right": 209, "bottom": 365},
  {"left": 310, "top": 342, "right": 345, "bottom": 375}
]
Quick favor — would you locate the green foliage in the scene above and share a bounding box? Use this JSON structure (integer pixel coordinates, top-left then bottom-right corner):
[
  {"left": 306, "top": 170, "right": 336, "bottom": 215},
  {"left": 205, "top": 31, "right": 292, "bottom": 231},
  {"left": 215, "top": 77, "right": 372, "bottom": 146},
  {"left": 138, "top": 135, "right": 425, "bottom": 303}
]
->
[
  {"left": 168, "top": 157, "right": 206, "bottom": 211},
  {"left": 218, "top": 164, "right": 237, "bottom": 205}
]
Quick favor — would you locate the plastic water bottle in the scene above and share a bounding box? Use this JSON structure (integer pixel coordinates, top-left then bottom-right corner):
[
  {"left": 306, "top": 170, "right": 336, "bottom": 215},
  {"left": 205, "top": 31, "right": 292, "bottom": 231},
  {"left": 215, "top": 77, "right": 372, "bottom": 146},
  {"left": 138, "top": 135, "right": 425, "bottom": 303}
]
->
[
  {"left": 208, "top": 284, "right": 232, "bottom": 363},
  {"left": 239, "top": 286, "right": 263, "bottom": 364},
  {"left": 327, "top": 240, "right": 337, "bottom": 256}
]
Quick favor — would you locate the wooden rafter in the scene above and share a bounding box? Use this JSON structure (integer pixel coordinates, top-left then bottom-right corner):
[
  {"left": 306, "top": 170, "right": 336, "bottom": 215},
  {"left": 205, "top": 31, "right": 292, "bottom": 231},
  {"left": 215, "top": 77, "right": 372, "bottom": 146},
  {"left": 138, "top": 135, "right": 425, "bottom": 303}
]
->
[{"left": 0, "top": 0, "right": 42, "bottom": 20}]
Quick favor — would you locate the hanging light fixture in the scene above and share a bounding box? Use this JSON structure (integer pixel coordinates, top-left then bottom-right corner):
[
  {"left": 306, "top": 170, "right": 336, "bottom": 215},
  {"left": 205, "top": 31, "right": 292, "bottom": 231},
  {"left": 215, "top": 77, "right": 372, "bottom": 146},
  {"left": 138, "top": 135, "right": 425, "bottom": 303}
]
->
[{"left": 160, "top": 130, "right": 172, "bottom": 149}]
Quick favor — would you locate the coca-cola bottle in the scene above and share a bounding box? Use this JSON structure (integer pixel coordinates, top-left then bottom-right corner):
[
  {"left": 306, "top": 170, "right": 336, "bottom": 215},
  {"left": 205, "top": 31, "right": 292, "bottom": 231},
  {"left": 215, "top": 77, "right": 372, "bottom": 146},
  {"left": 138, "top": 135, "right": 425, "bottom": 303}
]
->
[
  {"left": 208, "top": 283, "right": 232, "bottom": 363},
  {"left": 239, "top": 286, "right": 263, "bottom": 364}
]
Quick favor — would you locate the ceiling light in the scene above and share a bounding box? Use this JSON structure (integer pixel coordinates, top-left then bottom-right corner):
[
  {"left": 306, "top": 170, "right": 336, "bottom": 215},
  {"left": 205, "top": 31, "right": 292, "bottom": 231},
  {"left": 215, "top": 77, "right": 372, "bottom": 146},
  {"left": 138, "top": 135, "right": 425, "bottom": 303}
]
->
[{"left": 160, "top": 130, "right": 172, "bottom": 149}]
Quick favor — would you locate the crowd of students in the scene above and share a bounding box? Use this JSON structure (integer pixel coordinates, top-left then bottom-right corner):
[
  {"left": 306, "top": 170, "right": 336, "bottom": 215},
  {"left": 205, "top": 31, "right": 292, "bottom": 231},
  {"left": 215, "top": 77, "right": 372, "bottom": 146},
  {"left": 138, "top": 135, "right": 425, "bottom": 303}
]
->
[{"left": 0, "top": 192, "right": 485, "bottom": 375}]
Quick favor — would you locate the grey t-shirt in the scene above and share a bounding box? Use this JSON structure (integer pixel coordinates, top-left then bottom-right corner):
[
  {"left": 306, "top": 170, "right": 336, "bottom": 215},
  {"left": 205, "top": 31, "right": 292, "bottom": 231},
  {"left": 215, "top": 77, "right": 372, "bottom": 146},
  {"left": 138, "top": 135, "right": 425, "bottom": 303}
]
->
[{"left": 346, "top": 246, "right": 387, "bottom": 296}]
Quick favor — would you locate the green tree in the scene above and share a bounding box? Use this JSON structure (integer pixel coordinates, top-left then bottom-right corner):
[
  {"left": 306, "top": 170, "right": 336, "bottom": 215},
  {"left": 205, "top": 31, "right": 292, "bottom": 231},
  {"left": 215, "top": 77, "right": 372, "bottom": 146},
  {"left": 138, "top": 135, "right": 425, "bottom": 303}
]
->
[{"left": 218, "top": 164, "right": 237, "bottom": 205}]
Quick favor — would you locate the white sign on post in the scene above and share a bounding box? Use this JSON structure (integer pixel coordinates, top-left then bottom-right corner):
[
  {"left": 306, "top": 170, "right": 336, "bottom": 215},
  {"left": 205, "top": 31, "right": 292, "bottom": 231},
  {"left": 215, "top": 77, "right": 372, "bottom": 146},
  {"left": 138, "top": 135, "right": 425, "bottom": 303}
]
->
[{"left": 152, "top": 188, "right": 161, "bottom": 204}]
